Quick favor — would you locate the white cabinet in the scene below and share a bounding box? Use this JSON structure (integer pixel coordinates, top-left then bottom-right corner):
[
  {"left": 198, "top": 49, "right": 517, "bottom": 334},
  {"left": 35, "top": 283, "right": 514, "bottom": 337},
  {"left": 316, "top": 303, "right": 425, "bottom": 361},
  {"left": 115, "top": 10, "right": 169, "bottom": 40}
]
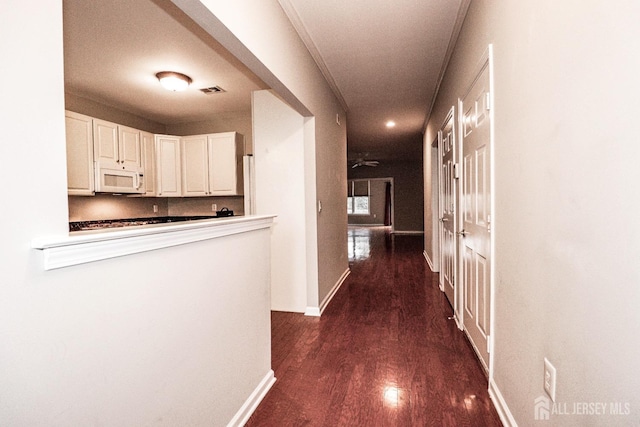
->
[
  {"left": 66, "top": 119, "right": 243, "bottom": 198},
  {"left": 208, "top": 132, "right": 244, "bottom": 196},
  {"left": 119, "top": 125, "right": 143, "bottom": 170},
  {"left": 93, "top": 119, "right": 142, "bottom": 171},
  {"left": 155, "top": 135, "right": 182, "bottom": 197},
  {"left": 141, "top": 131, "right": 156, "bottom": 196},
  {"left": 181, "top": 135, "right": 210, "bottom": 196},
  {"left": 180, "top": 132, "right": 244, "bottom": 197},
  {"left": 65, "top": 111, "right": 95, "bottom": 196}
]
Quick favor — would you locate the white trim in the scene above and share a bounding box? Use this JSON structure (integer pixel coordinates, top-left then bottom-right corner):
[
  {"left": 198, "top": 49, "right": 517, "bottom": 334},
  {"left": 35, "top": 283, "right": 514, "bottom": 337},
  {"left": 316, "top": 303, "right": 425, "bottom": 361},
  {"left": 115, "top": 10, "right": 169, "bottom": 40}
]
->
[
  {"left": 391, "top": 230, "right": 424, "bottom": 235},
  {"left": 487, "top": 42, "right": 498, "bottom": 398},
  {"left": 305, "top": 268, "right": 350, "bottom": 317},
  {"left": 488, "top": 378, "right": 517, "bottom": 427},
  {"left": 32, "top": 215, "right": 276, "bottom": 270},
  {"left": 423, "top": 250, "right": 437, "bottom": 272},
  {"left": 304, "top": 306, "right": 321, "bottom": 317},
  {"left": 429, "top": 137, "right": 441, "bottom": 273},
  {"left": 226, "top": 370, "right": 276, "bottom": 427}
]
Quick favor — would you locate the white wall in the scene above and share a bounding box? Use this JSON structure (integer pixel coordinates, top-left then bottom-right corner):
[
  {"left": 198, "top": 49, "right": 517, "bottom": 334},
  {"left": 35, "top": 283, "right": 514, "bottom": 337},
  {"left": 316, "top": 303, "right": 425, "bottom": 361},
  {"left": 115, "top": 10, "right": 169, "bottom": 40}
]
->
[
  {"left": 253, "top": 90, "right": 307, "bottom": 312},
  {"left": 182, "top": 0, "right": 349, "bottom": 311},
  {"left": 0, "top": 2, "right": 273, "bottom": 425},
  {"left": 167, "top": 110, "right": 254, "bottom": 154},
  {"left": 425, "top": 0, "right": 640, "bottom": 424}
]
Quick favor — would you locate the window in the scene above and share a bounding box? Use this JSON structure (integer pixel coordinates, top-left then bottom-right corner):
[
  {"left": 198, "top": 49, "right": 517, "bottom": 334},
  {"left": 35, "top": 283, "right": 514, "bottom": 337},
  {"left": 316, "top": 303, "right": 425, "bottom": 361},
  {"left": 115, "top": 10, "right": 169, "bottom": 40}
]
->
[{"left": 347, "top": 180, "right": 370, "bottom": 215}]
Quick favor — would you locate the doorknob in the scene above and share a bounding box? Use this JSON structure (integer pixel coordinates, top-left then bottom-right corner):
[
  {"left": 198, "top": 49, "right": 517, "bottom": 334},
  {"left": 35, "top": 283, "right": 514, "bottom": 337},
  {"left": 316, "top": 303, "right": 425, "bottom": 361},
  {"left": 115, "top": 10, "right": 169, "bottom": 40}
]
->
[
  {"left": 439, "top": 217, "right": 449, "bottom": 222},
  {"left": 456, "top": 229, "right": 469, "bottom": 237}
]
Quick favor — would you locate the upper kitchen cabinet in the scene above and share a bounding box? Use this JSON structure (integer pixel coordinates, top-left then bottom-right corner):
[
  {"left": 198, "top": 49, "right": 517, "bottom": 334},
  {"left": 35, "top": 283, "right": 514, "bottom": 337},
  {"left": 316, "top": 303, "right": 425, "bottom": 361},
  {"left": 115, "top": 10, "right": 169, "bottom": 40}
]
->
[
  {"left": 181, "top": 132, "right": 245, "bottom": 197},
  {"left": 181, "top": 135, "right": 210, "bottom": 196},
  {"left": 155, "top": 135, "right": 182, "bottom": 197},
  {"left": 208, "top": 132, "right": 244, "bottom": 196},
  {"left": 65, "top": 111, "right": 95, "bottom": 196},
  {"left": 141, "top": 131, "right": 156, "bottom": 196},
  {"left": 93, "top": 119, "right": 142, "bottom": 171}
]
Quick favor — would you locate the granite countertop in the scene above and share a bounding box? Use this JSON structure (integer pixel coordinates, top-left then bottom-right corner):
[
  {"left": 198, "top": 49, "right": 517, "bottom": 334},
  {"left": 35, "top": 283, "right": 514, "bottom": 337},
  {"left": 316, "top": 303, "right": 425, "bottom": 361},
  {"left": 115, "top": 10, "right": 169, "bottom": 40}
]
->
[{"left": 69, "top": 215, "right": 226, "bottom": 232}]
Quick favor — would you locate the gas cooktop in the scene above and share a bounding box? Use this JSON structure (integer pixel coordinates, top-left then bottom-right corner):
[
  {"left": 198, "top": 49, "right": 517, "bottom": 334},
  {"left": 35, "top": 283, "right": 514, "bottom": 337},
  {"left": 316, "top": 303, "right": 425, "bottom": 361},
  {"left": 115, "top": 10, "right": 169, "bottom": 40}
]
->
[{"left": 69, "top": 216, "right": 222, "bottom": 232}]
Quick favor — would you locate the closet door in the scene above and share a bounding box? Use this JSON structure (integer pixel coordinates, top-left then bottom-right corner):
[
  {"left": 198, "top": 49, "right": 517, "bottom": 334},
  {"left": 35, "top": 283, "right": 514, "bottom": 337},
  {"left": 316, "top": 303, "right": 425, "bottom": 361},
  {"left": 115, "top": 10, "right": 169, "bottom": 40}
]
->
[
  {"left": 439, "top": 108, "right": 457, "bottom": 316},
  {"left": 459, "top": 53, "right": 492, "bottom": 371}
]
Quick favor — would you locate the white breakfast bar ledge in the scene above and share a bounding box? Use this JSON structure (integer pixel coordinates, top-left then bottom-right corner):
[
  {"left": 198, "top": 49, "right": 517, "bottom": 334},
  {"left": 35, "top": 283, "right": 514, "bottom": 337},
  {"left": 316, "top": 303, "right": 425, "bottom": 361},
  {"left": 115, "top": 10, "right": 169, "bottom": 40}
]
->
[
  {"left": 32, "top": 215, "right": 276, "bottom": 270},
  {"left": 31, "top": 214, "right": 277, "bottom": 426}
]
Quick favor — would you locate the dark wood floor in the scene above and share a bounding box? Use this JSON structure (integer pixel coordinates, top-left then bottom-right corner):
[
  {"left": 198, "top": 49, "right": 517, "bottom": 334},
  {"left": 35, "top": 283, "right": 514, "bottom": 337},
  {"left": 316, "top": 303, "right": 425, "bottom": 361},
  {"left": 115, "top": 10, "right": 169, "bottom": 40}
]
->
[{"left": 246, "top": 227, "right": 502, "bottom": 426}]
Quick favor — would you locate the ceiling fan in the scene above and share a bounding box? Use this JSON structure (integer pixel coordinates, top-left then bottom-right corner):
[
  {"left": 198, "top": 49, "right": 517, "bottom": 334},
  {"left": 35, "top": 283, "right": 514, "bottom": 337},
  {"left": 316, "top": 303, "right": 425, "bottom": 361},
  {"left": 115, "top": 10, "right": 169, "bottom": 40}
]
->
[{"left": 351, "top": 158, "right": 380, "bottom": 168}]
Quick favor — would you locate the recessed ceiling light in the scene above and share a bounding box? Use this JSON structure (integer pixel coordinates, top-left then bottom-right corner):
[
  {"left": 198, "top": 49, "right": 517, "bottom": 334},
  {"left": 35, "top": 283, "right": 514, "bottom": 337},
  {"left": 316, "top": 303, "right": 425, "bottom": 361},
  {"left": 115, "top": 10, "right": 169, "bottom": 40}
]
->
[
  {"left": 386, "top": 121, "right": 396, "bottom": 128},
  {"left": 156, "top": 71, "right": 192, "bottom": 92}
]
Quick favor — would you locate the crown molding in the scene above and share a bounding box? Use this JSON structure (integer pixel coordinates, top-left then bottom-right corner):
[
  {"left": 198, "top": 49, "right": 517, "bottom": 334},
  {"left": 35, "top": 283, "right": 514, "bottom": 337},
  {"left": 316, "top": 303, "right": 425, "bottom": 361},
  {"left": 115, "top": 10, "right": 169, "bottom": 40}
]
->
[
  {"left": 423, "top": 0, "right": 472, "bottom": 130},
  {"left": 278, "top": 0, "right": 349, "bottom": 112}
]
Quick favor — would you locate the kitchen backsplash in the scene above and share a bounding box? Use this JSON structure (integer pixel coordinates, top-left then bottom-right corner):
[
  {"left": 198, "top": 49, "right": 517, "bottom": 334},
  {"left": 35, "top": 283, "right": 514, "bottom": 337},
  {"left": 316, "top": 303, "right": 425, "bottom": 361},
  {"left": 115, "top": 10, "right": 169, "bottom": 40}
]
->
[
  {"left": 166, "top": 196, "right": 244, "bottom": 217},
  {"left": 68, "top": 195, "right": 244, "bottom": 222}
]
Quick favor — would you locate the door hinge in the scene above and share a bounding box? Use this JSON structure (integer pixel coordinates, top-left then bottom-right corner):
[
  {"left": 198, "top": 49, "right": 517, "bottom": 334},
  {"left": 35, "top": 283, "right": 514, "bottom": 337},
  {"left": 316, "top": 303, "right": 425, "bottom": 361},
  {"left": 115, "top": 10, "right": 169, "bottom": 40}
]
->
[
  {"left": 453, "top": 163, "right": 460, "bottom": 179},
  {"left": 486, "top": 92, "right": 492, "bottom": 111},
  {"left": 487, "top": 334, "right": 492, "bottom": 353}
]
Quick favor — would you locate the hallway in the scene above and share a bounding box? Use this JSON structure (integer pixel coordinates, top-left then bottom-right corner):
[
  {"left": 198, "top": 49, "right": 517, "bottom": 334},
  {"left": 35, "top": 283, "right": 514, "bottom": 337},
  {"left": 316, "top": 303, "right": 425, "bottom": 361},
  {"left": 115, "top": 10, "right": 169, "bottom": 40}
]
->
[{"left": 246, "top": 227, "right": 502, "bottom": 426}]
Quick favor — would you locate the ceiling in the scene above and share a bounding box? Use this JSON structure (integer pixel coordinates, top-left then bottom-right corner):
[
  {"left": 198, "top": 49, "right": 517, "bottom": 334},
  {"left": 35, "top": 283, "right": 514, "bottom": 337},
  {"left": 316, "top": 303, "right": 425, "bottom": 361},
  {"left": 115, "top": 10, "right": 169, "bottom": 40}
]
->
[
  {"left": 64, "top": 0, "right": 467, "bottom": 163},
  {"left": 63, "top": 0, "right": 268, "bottom": 125},
  {"left": 280, "top": 0, "right": 469, "bottom": 163}
]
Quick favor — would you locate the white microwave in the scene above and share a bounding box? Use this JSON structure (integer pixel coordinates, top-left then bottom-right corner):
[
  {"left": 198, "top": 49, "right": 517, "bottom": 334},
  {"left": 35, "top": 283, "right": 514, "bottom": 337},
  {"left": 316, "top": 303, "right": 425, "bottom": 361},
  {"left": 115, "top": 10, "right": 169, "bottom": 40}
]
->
[{"left": 95, "top": 166, "right": 144, "bottom": 194}]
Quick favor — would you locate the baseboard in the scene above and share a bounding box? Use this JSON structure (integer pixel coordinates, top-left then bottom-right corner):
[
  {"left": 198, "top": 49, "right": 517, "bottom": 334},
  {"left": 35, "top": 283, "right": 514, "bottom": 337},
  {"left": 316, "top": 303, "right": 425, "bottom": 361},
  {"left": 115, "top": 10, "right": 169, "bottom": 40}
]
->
[
  {"left": 488, "top": 377, "right": 517, "bottom": 427},
  {"left": 304, "top": 306, "right": 321, "bottom": 316},
  {"left": 391, "top": 230, "right": 424, "bottom": 235},
  {"left": 305, "top": 268, "right": 350, "bottom": 317},
  {"left": 226, "top": 369, "right": 276, "bottom": 427},
  {"left": 423, "top": 250, "right": 437, "bottom": 272}
]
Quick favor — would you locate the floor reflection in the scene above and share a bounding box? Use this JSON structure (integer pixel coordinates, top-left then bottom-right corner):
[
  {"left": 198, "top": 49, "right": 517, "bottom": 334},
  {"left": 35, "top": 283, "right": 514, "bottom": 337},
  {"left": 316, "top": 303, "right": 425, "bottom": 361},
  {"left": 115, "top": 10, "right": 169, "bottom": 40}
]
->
[{"left": 348, "top": 226, "right": 391, "bottom": 261}]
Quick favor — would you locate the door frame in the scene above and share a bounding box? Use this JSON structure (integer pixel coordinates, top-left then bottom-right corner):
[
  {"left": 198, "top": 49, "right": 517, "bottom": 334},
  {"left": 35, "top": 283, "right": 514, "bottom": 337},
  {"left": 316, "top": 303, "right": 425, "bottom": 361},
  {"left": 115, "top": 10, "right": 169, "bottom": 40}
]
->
[
  {"left": 430, "top": 136, "right": 440, "bottom": 273},
  {"left": 437, "top": 106, "right": 463, "bottom": 328}
]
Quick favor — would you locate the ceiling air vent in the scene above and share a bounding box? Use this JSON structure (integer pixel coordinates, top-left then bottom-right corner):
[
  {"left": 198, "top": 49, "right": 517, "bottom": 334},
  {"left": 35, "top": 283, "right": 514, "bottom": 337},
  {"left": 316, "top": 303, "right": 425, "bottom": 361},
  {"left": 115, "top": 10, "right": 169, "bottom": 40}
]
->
[{"left": 199, "top": 86, "right": 225, "bottom": 94}]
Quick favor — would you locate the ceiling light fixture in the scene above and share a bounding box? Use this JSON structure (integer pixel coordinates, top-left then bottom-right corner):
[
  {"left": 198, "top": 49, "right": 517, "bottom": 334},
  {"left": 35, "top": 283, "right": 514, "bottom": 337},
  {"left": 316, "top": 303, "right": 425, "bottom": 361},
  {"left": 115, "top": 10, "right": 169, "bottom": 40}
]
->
[
  {"left": 156, "top": 71, "right": 192, "bottom": 92},
  {"left": 386, "top": 120, "right": 396, "bottom": 128}
]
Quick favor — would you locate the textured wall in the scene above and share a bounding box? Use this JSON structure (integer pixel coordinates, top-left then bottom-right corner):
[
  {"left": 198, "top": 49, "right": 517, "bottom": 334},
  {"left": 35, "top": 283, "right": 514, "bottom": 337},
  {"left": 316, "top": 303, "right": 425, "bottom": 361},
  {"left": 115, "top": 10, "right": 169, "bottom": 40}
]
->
[
  {"left": 425, "top": 0, "right": 640, "bottom": 424},
  {"left": 1, "top": 2, "right": 272, "bottom": 425}
]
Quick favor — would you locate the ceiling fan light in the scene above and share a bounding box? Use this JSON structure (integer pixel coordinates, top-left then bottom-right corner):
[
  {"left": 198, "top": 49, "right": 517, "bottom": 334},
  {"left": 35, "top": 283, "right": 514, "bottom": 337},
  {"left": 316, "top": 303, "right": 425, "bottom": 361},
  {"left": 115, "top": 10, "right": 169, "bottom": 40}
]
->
[{"left": 156, "top": 71, "right": 192, "bottom": 92}]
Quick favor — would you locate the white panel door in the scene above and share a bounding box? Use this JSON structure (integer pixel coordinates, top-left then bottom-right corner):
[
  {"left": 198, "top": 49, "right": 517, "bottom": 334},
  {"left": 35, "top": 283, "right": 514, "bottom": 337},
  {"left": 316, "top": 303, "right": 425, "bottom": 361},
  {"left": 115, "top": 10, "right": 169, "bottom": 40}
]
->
[
  {"left": 439, "top": 108, "right": 457, "bottom": 315},
  {"left": 459, "top": 58, "right": 492, "bottom": 371}
]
